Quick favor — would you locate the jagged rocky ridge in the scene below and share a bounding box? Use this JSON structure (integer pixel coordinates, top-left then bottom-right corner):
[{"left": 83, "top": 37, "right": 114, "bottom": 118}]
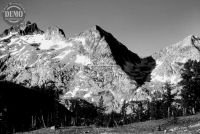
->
[
  {"left": 0, "top": 21, "right": 43, "bottom": 38},
  {"left": 0, "top": 22, "right": 200, "bottom": 112}
]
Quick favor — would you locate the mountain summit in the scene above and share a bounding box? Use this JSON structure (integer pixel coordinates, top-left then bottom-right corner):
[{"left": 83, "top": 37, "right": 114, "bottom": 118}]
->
[{"left": 0, "top": 23, "right": 199, "bottom": 112}]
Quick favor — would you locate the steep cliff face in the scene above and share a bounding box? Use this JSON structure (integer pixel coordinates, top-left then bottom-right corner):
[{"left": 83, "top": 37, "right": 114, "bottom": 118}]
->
[
  {"left": 93, "top": 26, "right": 156, "bottom": 86},
  {"left": 0, "top": 23, "right": 145, "bottom": 112},
  {"left": 19, "top": 21, "right": 44, "bottom": 35}
]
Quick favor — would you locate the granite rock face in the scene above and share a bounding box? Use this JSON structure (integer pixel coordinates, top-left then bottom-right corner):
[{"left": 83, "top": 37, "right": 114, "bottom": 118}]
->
[
  {"left": 0, "top": 22, "right": 199, "bottom": 112},
  {"left": 151, "top": 35, "right": 200, "bottom": 84},
  {"left": 0, "top": 23, "right": 146, "bottom": 112}
]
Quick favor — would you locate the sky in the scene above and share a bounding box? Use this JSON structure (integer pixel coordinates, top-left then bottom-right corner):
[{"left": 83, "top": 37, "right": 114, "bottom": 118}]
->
[{"left": 0, "top": 0, "right": 200, "bottom": 57}]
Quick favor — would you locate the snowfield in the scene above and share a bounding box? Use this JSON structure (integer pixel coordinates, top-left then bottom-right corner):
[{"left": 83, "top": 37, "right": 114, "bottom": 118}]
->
[{"left": 75, "top": 55, "right": 92, "bottom": 65}]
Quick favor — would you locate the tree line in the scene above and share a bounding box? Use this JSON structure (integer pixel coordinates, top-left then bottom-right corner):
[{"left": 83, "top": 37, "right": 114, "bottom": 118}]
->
[{"left": 1, "top": 59, "right": 200, "bottom": 133}]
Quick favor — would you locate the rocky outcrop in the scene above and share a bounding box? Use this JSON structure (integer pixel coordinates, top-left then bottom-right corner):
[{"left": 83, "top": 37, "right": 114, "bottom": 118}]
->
[
  {"left": 0, "top": 21, "right": 44, "bottom": 38},
  {"left": 19, "top": 21, "right": 44, "bottom": 35},
  {"left": 151, "top": 35, "right": 200, "bottom": 84}
]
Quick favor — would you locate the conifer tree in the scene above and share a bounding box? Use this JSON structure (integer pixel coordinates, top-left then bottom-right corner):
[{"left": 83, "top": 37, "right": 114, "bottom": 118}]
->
[
  {"left": 179, "top": 60, "right": 200, "bottom": 115},
  {"left": 162, "top": 82, "right": 175, "bottom": 118}
]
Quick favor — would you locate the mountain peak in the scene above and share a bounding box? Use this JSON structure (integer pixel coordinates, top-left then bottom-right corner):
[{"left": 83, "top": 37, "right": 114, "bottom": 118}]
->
[
  {"left": 77, "top": 25, "right": 110, "bottom": 39},
  {"left": 167, "top": 35, "right": 200, "bottom": 52},
  {"left": 191, "top": 35, "right": 200, "bottom": 45},
  {"left": 90, "top": 25, "right": 105, "bottom": 33},
  {"left": 44, "top": 26, "right": 66, "bottom": 40},
  {"left": 151, "top": 34, "right": 200, "bottom": 84},
  {"left": 19, "top": 21, "right": 44, "bottom": 35},
  {"left": 88, "top": 25, "right": 111, "bottom": 38},
  {"left": 0, "top": 21, "right": 44, "bottom": 38}
]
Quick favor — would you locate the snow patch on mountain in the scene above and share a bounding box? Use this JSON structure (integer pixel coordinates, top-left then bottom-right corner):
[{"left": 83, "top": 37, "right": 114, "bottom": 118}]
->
[
  {"left": 64, "top": 87, "right": 89, "bottom": 98},
  {"left": 10, "top": 46, "right": 26, "bottom": 56},
  {"left": 20, "top": 34, "right": 44, "bottom": 43},
  {"left": 39, "top": 39, "right": 72, "bottom": 50},
  {"left": 84, "top": 91, "right": 92, "bottom": 98},
  {"left": 151, "top": 73, "right": 180, "bottom": 84},
  {"left": 0, "top": 47, "right": 6, "bottom": 51},
  {"left": 7, "top": 38, "right": 19, "bottom": 46},
  {"left": 53, "top": 50, "right": 72, "bottom": 59},
  {"left": 156, "top": 60, "right": 162, "bottom": 67},
  {"left": 19, "top": 34, "right": 73, "bottom": 50},
  {"left": 0, "top": 32, "right": 18, "bottom": 41},
  {"left": 0, "top": 55, "right": 7, "bottom": 59},
  {"left": 75, "top": 55, "right": 92, "bottom": 65}
]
